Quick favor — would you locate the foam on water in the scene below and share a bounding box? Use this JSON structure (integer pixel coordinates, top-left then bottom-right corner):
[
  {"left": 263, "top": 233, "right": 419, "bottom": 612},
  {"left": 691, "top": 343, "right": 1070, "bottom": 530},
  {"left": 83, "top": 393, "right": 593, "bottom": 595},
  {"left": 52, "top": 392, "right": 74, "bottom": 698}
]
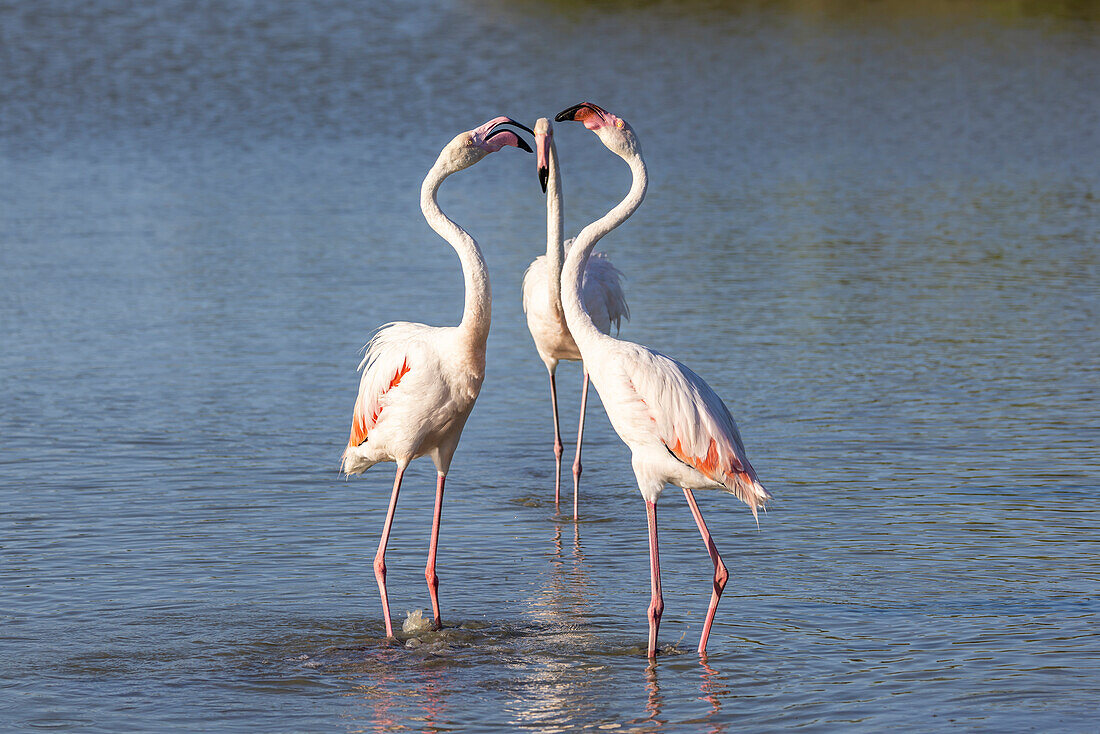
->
[{"left": 401, "top": 609, "right": 433, "bottom": 635}]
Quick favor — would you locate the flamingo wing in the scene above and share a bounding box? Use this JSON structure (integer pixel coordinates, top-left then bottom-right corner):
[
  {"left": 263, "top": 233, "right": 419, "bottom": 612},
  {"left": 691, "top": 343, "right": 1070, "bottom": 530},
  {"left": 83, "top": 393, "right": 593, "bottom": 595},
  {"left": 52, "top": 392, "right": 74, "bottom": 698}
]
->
[
  {"left": 347, "top": 322, "right": 432, "bottom": 448},
  {"left": 572, "top": 238, "right": 630, "bottom": 333},
  {"left": 520, "top": 254, "right": 548, "bottom": 316},
  {"left": 623, "top": 347, "right": 769, "bottom": 514}
]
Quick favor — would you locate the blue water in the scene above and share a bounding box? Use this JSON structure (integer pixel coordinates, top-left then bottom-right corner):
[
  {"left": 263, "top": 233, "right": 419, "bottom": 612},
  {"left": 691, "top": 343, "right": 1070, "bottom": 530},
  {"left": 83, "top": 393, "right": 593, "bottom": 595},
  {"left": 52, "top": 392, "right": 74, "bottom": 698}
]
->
[{"left": 2, "top": 1, "right": 1099, "bottom": 730}]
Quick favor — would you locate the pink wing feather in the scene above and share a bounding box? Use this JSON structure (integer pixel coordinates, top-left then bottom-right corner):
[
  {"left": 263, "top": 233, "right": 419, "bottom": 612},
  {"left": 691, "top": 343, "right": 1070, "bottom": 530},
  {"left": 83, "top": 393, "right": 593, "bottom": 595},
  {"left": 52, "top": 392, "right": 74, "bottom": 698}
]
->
[
  {"left": 344, "top": 322, "right": 431, "bottom": 449},
  {"left": 348, "top": 356, "right": 410, "bottom": 448},
  {"left": 624, "top": 348, "right": 770, "bottom": 515}
]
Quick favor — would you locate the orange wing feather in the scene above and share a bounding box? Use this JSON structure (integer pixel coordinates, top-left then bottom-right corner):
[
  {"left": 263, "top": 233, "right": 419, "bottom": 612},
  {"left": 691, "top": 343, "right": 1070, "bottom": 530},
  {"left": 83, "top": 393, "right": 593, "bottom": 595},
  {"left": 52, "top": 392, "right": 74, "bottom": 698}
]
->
[
  {"left": 348, "top": 358, "right": 411, "bottom": 447},
  {"left": 667, "top": 435, "right": 756, "bottom": 490}
]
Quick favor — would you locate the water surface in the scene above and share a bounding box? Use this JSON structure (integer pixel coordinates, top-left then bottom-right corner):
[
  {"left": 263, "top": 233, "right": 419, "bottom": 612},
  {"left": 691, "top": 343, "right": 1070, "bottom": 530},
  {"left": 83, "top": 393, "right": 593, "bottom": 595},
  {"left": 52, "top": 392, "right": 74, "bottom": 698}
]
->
[{"left": 2, "top": 0, "right": 1098, "bottom": 730}]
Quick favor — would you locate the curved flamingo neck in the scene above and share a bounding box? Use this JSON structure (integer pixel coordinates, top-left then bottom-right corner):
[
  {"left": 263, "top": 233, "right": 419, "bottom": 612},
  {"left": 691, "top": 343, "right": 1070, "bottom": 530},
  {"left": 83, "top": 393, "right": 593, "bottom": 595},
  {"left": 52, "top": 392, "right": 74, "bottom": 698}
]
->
[
  {"left": 420, "top": 159, "right": 491, "bottom": 352},
  {"left": 561, "top": 149, "right": 647, "bottom": 349},
  {"left": 545, "top": 135, "right": 565, "bottom": 321}
]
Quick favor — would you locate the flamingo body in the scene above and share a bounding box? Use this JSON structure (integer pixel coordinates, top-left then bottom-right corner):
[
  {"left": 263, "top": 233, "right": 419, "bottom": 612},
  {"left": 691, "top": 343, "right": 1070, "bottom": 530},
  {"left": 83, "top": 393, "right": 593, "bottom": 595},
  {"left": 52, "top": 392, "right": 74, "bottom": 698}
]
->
[
  {"left": 341, "top": 322, "right": 482, "bottom": 476},
  {"left": 577, "top": 338, "right": 766, "bottom": 510}
]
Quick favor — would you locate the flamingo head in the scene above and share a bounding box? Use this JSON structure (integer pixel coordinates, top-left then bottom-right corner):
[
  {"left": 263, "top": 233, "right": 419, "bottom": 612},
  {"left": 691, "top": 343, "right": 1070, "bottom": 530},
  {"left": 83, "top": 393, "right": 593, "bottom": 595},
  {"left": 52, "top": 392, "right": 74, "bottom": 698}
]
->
[
  {"left": 555, "top": 102, "right": 639, "bottom": 158},
  {"left": 534, "top": 117, "right": 553, "bottom": 192},
  {"left": 443, "top": 116, "right": 534, "bottom": 172}
]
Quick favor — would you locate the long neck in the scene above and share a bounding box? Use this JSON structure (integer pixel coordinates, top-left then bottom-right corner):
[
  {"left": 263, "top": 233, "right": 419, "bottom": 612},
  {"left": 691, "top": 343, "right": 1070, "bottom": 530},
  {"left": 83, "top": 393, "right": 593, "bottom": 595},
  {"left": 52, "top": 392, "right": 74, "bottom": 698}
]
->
[
  {"left": 561, "top": 150, "right": 647, "bottom": 349},
  {"left": 420, "top": 160, "right": 491, "bottom": 350},
  {"left": 545, "top": 136, "right": 565, "bottom": 320}
]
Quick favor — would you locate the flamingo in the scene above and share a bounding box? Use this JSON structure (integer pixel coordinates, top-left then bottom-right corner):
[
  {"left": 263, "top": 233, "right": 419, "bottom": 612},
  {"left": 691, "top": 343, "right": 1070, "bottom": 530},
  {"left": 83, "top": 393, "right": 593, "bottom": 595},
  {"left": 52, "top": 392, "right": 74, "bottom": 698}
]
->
[
  {"left": 341, "top": 116, "right": 533, "bottom": 638},
  {"left": 522, "top": 117, "right": 630, "bottom": 519},
  {"left": 553, "top": 102, "right": 770, "bottom": 658}
]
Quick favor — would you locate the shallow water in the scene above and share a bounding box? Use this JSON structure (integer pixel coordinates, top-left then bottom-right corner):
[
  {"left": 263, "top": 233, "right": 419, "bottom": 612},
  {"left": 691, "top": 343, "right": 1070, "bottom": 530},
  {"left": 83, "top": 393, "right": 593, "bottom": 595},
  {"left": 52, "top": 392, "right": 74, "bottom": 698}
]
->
[{"left": 2, "top": 0, "right": 1099, "bottom": 731}]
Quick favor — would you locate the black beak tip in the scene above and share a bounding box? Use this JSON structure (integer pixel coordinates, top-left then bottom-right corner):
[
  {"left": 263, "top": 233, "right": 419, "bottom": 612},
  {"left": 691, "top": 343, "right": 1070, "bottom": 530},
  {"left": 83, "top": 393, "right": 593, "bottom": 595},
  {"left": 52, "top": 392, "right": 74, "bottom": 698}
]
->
[
  {"left": 516, "top": 136, "right": 533, "bottom": 153},
  {"left": 538, "top": 167, "right": 548, "bottom": 192},
  {"left": 555, "top": 103, "right": 587, "bottom": 123}
]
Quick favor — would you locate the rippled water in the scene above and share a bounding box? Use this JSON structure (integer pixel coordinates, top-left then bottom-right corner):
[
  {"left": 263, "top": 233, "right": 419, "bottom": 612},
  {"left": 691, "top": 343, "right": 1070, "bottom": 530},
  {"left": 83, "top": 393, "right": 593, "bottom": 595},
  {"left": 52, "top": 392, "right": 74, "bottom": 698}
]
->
[{"left": 2, "top": 0, "right": 1099, "bottom": 730}]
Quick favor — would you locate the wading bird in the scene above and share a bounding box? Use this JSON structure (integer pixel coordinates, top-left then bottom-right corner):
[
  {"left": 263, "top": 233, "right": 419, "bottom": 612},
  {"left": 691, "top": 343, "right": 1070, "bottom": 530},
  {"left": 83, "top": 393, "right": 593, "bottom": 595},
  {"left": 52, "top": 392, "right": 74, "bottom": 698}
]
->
[
  {"left": 341, "top": 116, "right": 533, "bottom": 637},
  {"left": 522, "top": 117, "right": 629, "bottom": 519},
  {"left": 553, "top": 102, "right": 770, "bottom": 658}
]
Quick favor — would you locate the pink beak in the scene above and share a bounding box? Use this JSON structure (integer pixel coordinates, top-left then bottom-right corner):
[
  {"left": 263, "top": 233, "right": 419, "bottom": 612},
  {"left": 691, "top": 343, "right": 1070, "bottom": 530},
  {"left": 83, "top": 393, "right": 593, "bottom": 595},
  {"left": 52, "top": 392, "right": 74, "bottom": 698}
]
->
[
  {"left": 471, "top": 116, "right": 534, "bottom": 154},
  {"left": 536, "top": 131, "right": 550, "bottom": 192}
]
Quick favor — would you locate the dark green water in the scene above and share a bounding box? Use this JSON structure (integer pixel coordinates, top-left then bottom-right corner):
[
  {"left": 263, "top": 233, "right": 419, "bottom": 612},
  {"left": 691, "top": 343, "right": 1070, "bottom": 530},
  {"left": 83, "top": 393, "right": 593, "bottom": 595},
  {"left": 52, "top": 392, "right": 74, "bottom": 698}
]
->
[{"left": 1, "top": 1, "right": 1098, "bottom": 730}]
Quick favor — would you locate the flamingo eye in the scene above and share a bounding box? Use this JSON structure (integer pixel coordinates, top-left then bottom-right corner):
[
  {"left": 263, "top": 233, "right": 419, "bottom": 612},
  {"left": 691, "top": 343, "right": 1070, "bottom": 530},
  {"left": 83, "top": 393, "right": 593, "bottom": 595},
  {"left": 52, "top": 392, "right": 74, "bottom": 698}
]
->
[{"left": 615, "top": 119, "right": 625, "bottom": 129}]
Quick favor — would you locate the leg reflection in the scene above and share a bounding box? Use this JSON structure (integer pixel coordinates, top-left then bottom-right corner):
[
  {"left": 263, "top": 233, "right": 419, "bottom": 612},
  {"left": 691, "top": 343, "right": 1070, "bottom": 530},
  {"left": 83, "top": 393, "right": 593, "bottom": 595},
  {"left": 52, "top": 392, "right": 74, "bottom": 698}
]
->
[
  {"left": 644, "top": 660, "right": 664, "bottom": 727},
  {"left": 571, "top": 520, "right": 583, "bottom": 564},
  {"left": 699, "top": 659, "right": 728, "bottom": 733},
  {"left": 528, "top": 520, "right": 593, "bottom": 625},
  {"left": 341, "top": 651, "right": 448, "bottom": 731}
]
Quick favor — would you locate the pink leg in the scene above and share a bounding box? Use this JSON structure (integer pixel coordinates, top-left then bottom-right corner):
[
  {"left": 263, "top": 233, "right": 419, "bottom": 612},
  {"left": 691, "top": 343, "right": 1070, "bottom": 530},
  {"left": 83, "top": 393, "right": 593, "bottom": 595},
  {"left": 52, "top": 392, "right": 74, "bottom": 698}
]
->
[
  {"left": 683, "top": 489, "right": 729, "bottom": 657},
  {"left": 572, "top": 370, "right": 590, "bottom": 520},
  {"left": 548, "top": 370, "right": 564, "bottom": 506},
  {"left": 645, "top": 500, "right": 664, "bottom": 658},
  {"left": 374, "top": 464, "right": 406, "bottom": 638},
  {"left": 425, "top": 473, "right": 446, "bottom": 629}
]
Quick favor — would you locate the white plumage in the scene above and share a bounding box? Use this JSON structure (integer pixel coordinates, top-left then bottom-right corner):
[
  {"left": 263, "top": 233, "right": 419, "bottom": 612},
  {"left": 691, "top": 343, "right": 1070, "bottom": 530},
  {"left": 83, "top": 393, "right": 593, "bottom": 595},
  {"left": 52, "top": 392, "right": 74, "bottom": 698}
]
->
[
  {"left": 522, "top": 240, "right": 628, "bottom": 363},
  {"left": 341, "top": 321, "right": 480, "bottom": 477},
  {"left": 577, "top": 338, "right": 768, "bottom": 512}
]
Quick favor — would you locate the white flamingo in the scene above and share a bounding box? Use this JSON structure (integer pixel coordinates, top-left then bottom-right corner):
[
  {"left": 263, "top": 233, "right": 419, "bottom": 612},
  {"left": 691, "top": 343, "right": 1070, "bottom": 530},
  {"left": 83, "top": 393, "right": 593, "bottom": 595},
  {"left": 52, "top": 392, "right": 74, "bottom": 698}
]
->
[
  {"left": 553, "top": 102, "right": 770, "bottom": 658},
  {"left": 341, "top": 116, "right": 533, "bottom": 637},
  {"left": 522, "top": 117, "right": 629, "bottom": 519}
]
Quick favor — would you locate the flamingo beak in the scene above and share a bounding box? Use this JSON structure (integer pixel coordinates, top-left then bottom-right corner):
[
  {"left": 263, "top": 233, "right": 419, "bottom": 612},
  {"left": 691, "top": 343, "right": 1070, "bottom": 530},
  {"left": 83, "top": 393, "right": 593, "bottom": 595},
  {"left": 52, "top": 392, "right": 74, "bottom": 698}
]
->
[
  {"left": 554, "top": 102, "right": 605, "bottom": 123},
  {"left": 486, "top": 117, "right": 535, "bottom": 152},
  {"left": 471, "top": 116, "right": 535, "bottom": 154},
  {"left": 536, "top": 133, "right": 550, "bottom": 193}
]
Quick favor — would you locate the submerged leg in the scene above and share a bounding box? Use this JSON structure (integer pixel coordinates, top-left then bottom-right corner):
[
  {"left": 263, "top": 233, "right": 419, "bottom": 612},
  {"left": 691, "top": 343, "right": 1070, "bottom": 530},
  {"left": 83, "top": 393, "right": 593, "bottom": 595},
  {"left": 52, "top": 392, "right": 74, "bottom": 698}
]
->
[
  {"left": 374, "top": 463, "right": 406, "bottom": 638},
  {"left": 646, "top": 500, "right": 664, "bottom": 658},
  {"left": 549, "top": 370, "right": 564, "bottom": 506},
  {"left": 425, "top": 472, "right": 446, "bottom": 629},
  {"left": 683, "top": 488, "right": 729, "bottom": 657},
  {"left": 572, "top": 370, "right": 590, "bottom": 520}
]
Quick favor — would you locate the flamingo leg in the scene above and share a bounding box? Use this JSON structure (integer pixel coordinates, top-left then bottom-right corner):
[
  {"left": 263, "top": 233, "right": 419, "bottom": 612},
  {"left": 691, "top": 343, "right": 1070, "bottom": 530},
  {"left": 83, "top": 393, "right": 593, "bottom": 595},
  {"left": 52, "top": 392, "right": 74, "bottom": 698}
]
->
[
  {"left": 646, "top": 500, "right": 664, "bottom": 658},
  {"left": 683, "top": 488, "right": 729, "bottom": 657},
  {"left": 548, "top": 370, "right": 564, "bottom": 506},
  {"left": 425, "top": 472, "right": 446, "bottom": 629},
  {"left": 572, "top": 370, "right": 590, "bottom": 520},
  {"left": 374, "top": 464, "right": 406, "bottom": 638}
]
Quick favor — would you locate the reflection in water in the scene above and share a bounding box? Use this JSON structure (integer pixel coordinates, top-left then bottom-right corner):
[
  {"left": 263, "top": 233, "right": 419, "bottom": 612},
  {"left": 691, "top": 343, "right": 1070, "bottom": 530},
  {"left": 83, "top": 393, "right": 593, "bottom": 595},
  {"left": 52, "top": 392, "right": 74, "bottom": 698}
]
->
[
  {"left": 644, "top": 662, "right": 664, "bottom": 728},
  {"left": 340, "top": 661, "right": 447, "bottom": 733},
  {"left": 529, "top": 520, "right": 593, "bottom": 625},
  {"left": 699, "top": 660, "right": 728, "bottom": 734},
  {"left": 628, "top": 660, "right": 727, "bottom": 731},
  {"left": 505, "top": 521, "right": 602, "bottom": 729},
  {"left": 246, "top": 612, "right": 735, "bottom": 732},
  {"left": 514, "top": 519, "right": 729, "bottom": 730}
]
